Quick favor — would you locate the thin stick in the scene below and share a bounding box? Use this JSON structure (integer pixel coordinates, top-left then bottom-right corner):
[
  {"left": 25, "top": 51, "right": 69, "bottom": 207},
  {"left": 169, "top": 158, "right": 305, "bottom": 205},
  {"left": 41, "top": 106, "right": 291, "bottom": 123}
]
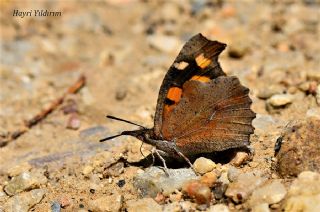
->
[{"left": 2, "top": 74, "right": 86, "bottom": 145}]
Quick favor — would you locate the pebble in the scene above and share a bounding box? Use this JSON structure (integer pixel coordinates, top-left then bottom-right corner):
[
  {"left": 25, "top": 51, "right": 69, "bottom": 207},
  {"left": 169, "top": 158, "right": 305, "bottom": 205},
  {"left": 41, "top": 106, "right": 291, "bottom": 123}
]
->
[
  {"left": 227, "top": 166, "right": 240, "bottom": 182},
  {"left": 267, "top": 94, "right": 294, "bottom": 107},
  {"left": 225, "top": 170, "right": 268, "bottom": 203},
  {"left": 249, "top": 180, "right": 287, "bottom": 207},
  {"left": 276, "top": 119, "right": 320, "bottom": 177},
  {"left": 7, "top": 162, "right": 32, "bottom": 177},
  {"left": 230, "top": 152, "right": 249, "bottom": 167},
  {"left": 182, "top": 180, "right": 212, "bottom": 205},
  {"left": 133, "top": 167, "right": 197, "bottom": 197},
  {"left": 51, "top": 201, "right": 61, "bottom": 212},
  {"left": 88, "top": 194, "right": 123, "bottom": 212},
  {"left": 4, "top": 171, "right": 48, "bottom": 196},
  {"left": 306, "top": 107, "right": 320, "bottom": 119},
  {"left": 207, "top": 204, "right": 230, "bottom": 212},
  {"left": 147, "top": 34, "right": 182, "bottom": 53},
  {"left": 252, "top": 114, "right": 283, "bottom": 135},
  {"left": 307, "top": 71, "right": 320, "bottom": 82},
  {"left": 200, "top": 171, "right": 218, "bottom": 188},
  {"left": 193, "top": 157, "right": 217, "bottom": 174},
  {"left": 284, "top": 171, "right": 320, "bottom": 211},
  {"left": 251, "top": 203, "right": 270, "bottom": 212},
  {"left": 66, "top": 114, "right": 81, "bottom": 130},
  {"left": 4, "top": 189, "right": 46, "bottom": 212},
  {"left": 126, "top": 198, "right": 162, "bottom": 212},
  {"left": 82, "top": 165, "right": 94, "bottom": 176},
  {"left": 257, "top": 85, "right": 284, "bottom": 99},
  {"left": 103, "top": 162, "right": 124, "bottom": 177}
]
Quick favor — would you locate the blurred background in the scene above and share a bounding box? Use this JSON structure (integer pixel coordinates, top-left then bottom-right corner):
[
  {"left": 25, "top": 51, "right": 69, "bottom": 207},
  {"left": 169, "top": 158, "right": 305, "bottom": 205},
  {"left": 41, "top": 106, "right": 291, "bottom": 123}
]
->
[{"left": 0, "top": 0, "right": 319, "bottom": 210}]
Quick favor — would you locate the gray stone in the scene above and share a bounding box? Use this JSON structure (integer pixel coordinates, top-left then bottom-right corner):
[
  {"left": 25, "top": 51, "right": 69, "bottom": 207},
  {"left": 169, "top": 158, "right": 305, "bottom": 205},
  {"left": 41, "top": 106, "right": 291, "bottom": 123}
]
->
[
  {"left": 126, "top": 198, "right": 162, "bottom": 212},
  {"left": 4, "top": 171, "right": 48, "bottom": 196},
  {"left": 4, "top": 189, "right": 46, "bottom": 212},
  {"left": 284, "top": 171, "right": 320, "bottom": 212},
  {"left": 225, "top": 170, "right": 268, "bottom": 203},
  {"left": 88, "top": 194, "right": 123, "bottom": 212},
  {"left": 249, "top": 180, "right": 287, "bottom": 207},
  {"left": 252, "top": 114, "right": 285, "bottom": 135},
  {"left": 257, "top": 85, "right": 284, "bottom": 99},
  {"left": 51, "top": 201, "right": 61, "bottom": 212},
  {"left": 133, "top": 167, "right": 198, "bottom": 197}
]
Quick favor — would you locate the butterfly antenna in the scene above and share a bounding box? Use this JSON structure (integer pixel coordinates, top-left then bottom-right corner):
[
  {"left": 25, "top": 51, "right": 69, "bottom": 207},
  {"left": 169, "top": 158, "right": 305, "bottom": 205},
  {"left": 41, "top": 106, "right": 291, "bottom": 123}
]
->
[
  {"left": 106, "top": 115, "right": 146, "bottom": 128},
  {"left": 99, "top": 134, "right": 122, "bottom": 142}
]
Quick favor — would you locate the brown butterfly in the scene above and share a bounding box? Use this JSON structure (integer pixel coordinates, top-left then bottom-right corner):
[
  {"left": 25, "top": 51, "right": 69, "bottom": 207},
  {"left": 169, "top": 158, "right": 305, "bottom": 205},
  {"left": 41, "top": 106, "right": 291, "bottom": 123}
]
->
[{"left": 101, "top": 33, "right": 255, "bottom": 168}]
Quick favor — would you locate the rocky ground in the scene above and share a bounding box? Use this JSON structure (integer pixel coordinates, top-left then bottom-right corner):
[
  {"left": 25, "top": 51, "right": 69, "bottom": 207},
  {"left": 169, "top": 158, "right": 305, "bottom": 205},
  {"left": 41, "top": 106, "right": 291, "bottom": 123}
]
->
[{"left": 0, "top": 0, "right": 320, "bottom": 211}]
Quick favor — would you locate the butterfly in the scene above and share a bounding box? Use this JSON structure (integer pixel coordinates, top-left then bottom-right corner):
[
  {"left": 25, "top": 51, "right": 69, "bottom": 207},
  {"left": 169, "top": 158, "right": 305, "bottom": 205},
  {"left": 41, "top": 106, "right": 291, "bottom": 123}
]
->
[{"left": 100, "top": 33, "right": 255, "bottom": 168}]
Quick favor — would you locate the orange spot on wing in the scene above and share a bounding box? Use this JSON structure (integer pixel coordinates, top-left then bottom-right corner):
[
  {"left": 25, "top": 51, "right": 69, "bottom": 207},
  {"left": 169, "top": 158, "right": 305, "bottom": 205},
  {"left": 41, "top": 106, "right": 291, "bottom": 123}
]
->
[
  {"left": 195, "top": 53, "right": 212, "bottom": 69},
  {"left": 190, "top": 75, "right": 211, "bottom": 82},
  {"left": 167, "top": 87, "right": 182, "bottom": 102}
]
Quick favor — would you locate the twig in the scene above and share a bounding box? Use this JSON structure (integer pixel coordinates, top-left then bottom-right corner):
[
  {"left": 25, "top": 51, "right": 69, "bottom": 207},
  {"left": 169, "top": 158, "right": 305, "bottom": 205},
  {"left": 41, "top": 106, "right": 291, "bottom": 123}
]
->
[{"left": 0, "top": 74, "right": 86, "bottom": 147}]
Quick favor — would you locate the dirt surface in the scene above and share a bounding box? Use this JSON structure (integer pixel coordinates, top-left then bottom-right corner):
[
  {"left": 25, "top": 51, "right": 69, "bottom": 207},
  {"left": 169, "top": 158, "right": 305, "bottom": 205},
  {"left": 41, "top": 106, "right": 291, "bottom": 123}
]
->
[{"left": 0, "top": 0, "right": 319, "bottom": 211}]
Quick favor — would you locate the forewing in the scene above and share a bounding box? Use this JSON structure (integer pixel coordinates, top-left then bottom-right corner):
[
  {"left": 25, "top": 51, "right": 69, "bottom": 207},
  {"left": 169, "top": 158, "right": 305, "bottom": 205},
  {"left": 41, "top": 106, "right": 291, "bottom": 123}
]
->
[{"left": 153, "top": 34, "right": 226, "bottom": 138}]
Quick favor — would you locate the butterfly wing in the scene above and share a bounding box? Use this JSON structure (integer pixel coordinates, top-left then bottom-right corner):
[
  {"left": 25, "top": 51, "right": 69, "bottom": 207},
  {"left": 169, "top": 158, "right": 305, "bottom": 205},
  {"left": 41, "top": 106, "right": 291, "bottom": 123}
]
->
[
  {"left": 153, "top": 33, "right": 227, "bottom": 138},
  {"left": 162, "top": 76, "right": 256, "bottom": 155}
]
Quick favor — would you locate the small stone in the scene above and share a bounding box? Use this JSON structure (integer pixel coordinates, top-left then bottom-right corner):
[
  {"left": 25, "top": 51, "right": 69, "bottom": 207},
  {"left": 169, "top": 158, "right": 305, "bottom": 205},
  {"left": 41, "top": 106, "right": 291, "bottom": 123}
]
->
[
  {"left": 51, "top": 201, "right": 61, "bottom": 212},
  {"left": 59, "top": 195, "right": 71, "bottom": 208},
  {"left": 82, "top": 165, "right": 94, "bottom": 176},
  {"left": 257, "top": 85, "right": 284, "bottom": 99},
  {"left": 4, "top": 189, "right": 46, "bottom": 212},
  {"left": 4, "top": 171, "right": 47, "bottom": 196},
  {"left": 126, "top": 198, "right": 162, "bottom": 212},
  {"left": 103, "top": 162, "right": 124, "bottom": 177},
  {"left": 284, "top": 171, "right": 320, "bottom": 211},
  {"left": 200, "top": 172, "right": 217, "bottom": 188},
  {"left": 193, "top": 157, "right": 216, "bottom": 174},
  {"left": 251, "top": 203, "right": 270, "bottom": 212},
  {"left": 225, "top": 170, "right": 268, "bottom": 203},
  {"left": 230, "top": 152, "right": 249, "bottom": 167},
  {"left": 7, "top": 162, "right": 32, "bottom": 177},
  {"left": 307, "top": 71, "right": 320, "bottom": 82},
  {"left": 228, "top": 40, "right": 250, "bottom": 59},
  {"left": 218, "top": 171, "right": 230, "bottom": 185},
  {"left": 182, "top": 180, "right": 212, "bottom": 205},
  {"left": 169, "top": 191, "right": 183, "bottom": 202},
  {"left": 249, "top": 180, "right": 287, "bottom": 207},
  {"left": 207, "top": 204, "right": 230, "bottom": 212},
  {"left": 267, "top": 94, "right": 294, "bottom": 107},
  {"left": 66, "top": 114, "right": 80, "bottom": 130},
  {"left": 276, "top": 119, "right": 320, "bottom": 177},
  {"left": 133, "top": 167, "right": 197, "bottom": 197},
  {"left": 88, "top": 194, "right": 123, "bottom": 212},
  {"left": 227, "top": 166, "right": 240, "bottom": 182},
  {"left": 147, "top": 35, "right": 182, "bottom": 53},
  {"left": 116, "top": 179, "right": 126, "bottom": 188},
  {"left": 252, "top": 114, "right": 284, "bottom": 135},
  {"left": 306, "top": 108, "right": 320, "bottom": 119}
]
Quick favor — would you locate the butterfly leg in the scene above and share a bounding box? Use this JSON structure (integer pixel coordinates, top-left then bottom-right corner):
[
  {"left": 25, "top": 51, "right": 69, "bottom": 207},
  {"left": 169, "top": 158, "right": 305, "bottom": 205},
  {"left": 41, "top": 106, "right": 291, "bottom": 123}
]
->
[
  {"left": 153, "top": 148, "right": 169, "bottom": 176},
  {"left": 172, "top": 147, "right": 199, "bottom": 175}
]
